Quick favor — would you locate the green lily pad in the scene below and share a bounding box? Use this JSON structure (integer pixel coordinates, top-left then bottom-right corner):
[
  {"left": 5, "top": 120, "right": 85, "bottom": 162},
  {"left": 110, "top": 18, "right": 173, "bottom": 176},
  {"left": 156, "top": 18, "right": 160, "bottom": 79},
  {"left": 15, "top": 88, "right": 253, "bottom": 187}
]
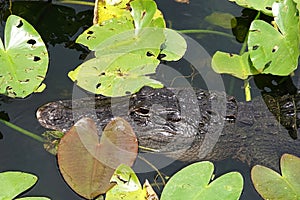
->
[
  {"left": 68, "top": 53, "right": 162, "bottom": 97},
  {"left": 229, "top": 0, "right": 276, "bottom": 15},
  {"left": 212, "top": 51, "right": 258, "bottom": 79},
  {"left": 73, "top": 0, "right": 185, "bottom": 97},
  {"left": 251, "top": 154, "right": 300, "bottom": 199},
  {"left": 160, "top": 28, "right": 187, "bottom": 61},
  {"left": 0, "top": 171, "right": 50, "bottom": 200},
  {"left": 0, "top": 15, "right": 48, "bottom": 98},
  {"left": 248, "top": 0, "right": 299, "bottom": 75},
  {"left": 76, "top": 17, "right": 134, "bottom": 51},
  {"left": 93, "top": 27, "right": 165, "bottom": 58},
  {"left": 160, "top": 161, "right": 243, "bottom": 200}
]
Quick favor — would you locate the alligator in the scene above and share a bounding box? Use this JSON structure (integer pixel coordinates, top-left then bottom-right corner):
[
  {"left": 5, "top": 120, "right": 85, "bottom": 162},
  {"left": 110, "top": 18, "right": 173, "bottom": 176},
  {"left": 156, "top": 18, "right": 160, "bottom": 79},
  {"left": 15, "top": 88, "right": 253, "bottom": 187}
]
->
[{"left": 36, "top": 86, "right": 300, "bottom": 169}]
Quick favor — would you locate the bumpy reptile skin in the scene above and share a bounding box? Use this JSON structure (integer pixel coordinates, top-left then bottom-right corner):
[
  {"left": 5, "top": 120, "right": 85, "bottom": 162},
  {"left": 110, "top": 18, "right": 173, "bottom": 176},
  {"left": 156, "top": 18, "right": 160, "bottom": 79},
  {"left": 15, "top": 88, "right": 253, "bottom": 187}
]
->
[{"left": 36, "top": 87, "right": 300, "bottom": 169}]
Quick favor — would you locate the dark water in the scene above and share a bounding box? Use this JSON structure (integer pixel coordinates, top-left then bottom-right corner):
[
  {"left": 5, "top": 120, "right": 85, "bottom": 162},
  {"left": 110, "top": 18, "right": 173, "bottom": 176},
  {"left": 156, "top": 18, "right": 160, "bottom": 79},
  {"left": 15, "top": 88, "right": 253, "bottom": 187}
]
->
[{"left": 0, "top": 0, "right": 299, "bottom": 199}]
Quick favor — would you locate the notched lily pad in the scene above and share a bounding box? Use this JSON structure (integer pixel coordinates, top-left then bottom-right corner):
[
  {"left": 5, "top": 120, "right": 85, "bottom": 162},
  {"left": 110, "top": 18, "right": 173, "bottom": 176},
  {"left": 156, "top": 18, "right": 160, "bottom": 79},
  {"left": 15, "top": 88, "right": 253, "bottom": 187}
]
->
[
  {"left": 248, "top": 0, "right": 299, "bottom": 75},
  {"left": 57, "top": 117, "right": 138, "bottom": 199},
  {"left": 0, "top": 15, "right": 48, "bottom": 98},
  {"left": 251, "top": 154, "right": 300, "bottom": 199},
  {"left": 161, "top": 161, "right": 243, "bottom": 200}
]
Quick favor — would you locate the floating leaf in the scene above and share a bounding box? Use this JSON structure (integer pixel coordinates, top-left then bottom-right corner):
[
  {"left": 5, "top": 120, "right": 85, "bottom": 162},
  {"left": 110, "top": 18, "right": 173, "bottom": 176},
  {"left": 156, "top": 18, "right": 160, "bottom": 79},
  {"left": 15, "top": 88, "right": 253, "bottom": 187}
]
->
[
  {"left": 76, "top": 17, "right": 134, "bottom": 51},
  {"left": 106, "top": 164, "right": 158, "bottom": 200},
  {"left": 0, "top": 171, "right": 50, "bottom": 200},
  {"left": 57, "top": 117, "right": 138, "bottom": 199},
  {"left": 130, "top": 0, "right": 157, "bottom": 34},
  {"left": 73, "top": 0, "right": 185, "bottom": 97},
  {"left": 212, "top": 51, "right": 259, "bottom": 80},
  {"left": 68, "top": 53, "right": 162, "bottom": 97},
  {"left": 161, "top": 161, "right": 243, "bottom": 200},
  {"left": 205, "top": 12, "right": 237, "bottom": 29},
  {"left": 228, "top": 0, "right": 276, "bottom": 15},
  {"left": 252, "top": 154, "right": 300, "bottom": 199},
  {"left": 248, "top": 0, "right": 299, "bottom": 75},
  {"left": 93, "top": 27, "right": 165, "bottom": 58},
  {"left": 0, "top": 15, "right": 48, "bottom": 98},
  {"left": 160, "top": 28, "right": 187, "bottom": 61}
]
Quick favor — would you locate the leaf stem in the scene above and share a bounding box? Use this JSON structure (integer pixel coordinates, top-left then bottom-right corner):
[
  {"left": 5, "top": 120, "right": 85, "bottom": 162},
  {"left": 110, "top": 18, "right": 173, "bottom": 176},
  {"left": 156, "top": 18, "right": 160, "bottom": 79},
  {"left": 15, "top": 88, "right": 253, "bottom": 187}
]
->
[
  {"left": 0, "top": 119, "right": 44, "bottom": 143},
  {"left": 178, "top": 29, "right": 235, "bottom": 39},
  {"left": 54, "top": 0, "right": 94, "bottom": 6},
  {"left": 241, "top": 11, "right": 261, "bottom": 101}
]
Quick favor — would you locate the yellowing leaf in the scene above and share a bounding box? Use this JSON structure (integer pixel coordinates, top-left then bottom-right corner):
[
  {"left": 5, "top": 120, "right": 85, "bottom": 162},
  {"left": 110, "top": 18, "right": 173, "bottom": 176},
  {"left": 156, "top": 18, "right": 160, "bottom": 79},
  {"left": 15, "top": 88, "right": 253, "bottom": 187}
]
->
[{"left": 95, "top": 0, "right": 132, "bottom": 24}]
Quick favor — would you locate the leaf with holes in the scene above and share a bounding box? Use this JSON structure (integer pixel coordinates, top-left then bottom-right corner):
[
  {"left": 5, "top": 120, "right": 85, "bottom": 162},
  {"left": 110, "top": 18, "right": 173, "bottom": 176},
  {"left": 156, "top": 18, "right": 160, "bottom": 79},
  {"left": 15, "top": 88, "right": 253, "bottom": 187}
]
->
[
  {"left": 248, "top": 0, "right": 299, "bottom": 75},
  {"left": 76, "top": 17, "right": 134, "bottom": 51},
  {"left": 161, "top": 161, "right": 244, "bottom": 200},
  {"left": 0, "top": 171, "right": 50, "bottom": 200},
  {"left": 57, "top": 117, "right": 138, "bottom": 199},
  {"left": 229, "top": 0, "right": 276, "bottom": 15},
  {"left": 93, "top": 27, "right": 165, "bottom": 58},
  {"left": 251, "top": 154, "right": 300, "bottom": 199},
  {"left": 130, "top": 0, "right": 160, "bottom": 34},
  {"left": 68, "top": 53, "right": 163, "bottom": 97},
  {"left": 212, "top": 51, "right": 259, "bottom": 80},
  {"left": 0, "top": 15, "right": 48, "bottom": 98}
]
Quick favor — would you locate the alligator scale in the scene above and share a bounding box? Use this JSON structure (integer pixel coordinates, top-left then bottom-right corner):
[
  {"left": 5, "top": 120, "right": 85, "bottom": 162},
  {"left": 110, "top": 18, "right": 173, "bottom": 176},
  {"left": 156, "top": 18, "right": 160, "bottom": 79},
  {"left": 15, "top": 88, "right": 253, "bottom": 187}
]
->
[{"left": 36, "top": 87, "right": 300, "bottom": 169}]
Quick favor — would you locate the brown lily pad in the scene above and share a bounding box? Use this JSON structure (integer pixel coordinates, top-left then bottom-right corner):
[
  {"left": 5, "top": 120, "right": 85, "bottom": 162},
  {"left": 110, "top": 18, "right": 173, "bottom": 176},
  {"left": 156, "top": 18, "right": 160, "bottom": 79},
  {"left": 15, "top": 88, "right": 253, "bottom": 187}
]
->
[{"left": 57, "top": 117, "right": 138, "bottom": 199}]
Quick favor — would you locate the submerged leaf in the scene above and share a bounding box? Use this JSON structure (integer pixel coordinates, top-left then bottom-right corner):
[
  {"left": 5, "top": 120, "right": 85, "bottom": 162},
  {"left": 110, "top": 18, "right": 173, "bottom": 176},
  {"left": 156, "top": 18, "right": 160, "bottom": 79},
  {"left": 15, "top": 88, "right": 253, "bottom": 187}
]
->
[
  {"left": 57, "top": 117, "right": 138, "bottom": 199},
  {"left": 0, "top": 15, "right": 48, "bottom": 98},
  {"left": 161, "top": 161, "right": 243, "bottom": 200},
  {"left": 252, "top": 154, "right": 300, "bottom": 199},
  {"left": 205, "top": 12, "right": 237, "bottom": 29}
]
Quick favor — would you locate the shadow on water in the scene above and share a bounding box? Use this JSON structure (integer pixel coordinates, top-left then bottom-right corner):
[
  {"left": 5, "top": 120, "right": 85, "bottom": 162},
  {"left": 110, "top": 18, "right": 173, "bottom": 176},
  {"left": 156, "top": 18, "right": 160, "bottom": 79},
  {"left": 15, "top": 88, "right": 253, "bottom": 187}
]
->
[{"left": 1, "top": 0, "right": 300, "bottom": 199}]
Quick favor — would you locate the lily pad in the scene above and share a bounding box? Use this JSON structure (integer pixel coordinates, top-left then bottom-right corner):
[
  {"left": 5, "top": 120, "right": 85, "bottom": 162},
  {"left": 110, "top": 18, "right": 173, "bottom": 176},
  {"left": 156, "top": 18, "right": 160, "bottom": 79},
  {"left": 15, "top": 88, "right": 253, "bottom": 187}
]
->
[
  {"left": 57, "top": 117, "right": 138, "bottom": 199},
  {"left": 228, "top": 0, "right": 276, "bottom": 15},
  {"left": 212, "top": 51, "right": 258, "bottom": 79},
  {"left": 68, "top": 53, "right": 162, "bottom": 97},
  {"left": 0, "top": 171, "right": 50, "bottom": 200},
  {"left": 161, "top": 161, "right": 243, "bottom": 200},
  {"left": 106, "top": 164, "right": 158, "bottom": 200},
  {"left": 0, "top": 15, "right": 48, "bottom": 98},
  {"left": 160, "top": 28, "right": 187, "bottom": 61},
  {"left": 248, "top": 0, "right": 299, "bottom": 75},
  {"left": 76, "top": 17, "right": 134, "bottom": 51},
  {"left": 251, "top": 154, "right": 300, "bottom": 199}
]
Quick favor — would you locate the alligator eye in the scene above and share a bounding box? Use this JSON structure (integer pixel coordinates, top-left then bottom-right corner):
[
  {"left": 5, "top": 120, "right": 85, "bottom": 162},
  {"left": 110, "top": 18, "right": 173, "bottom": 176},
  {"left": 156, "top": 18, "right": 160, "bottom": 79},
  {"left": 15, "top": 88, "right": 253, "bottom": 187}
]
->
[{"left": 136, "top": 107, "right": 150, "bottom": 115}]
